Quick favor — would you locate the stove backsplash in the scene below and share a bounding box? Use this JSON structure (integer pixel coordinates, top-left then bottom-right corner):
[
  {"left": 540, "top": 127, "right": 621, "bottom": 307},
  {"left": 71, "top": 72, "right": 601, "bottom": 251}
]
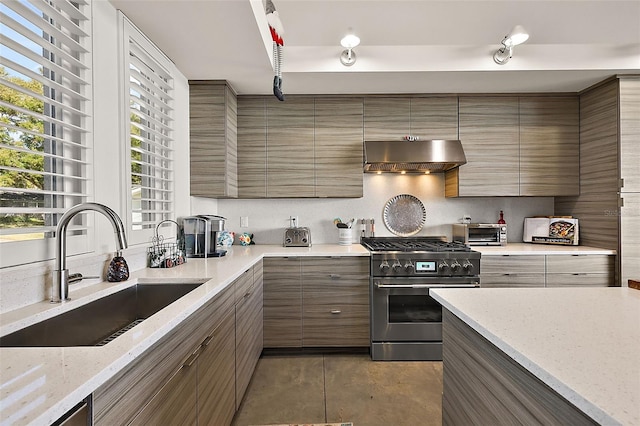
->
[{"left": 217, "top": 174, "right": 554, "bottom": 245}]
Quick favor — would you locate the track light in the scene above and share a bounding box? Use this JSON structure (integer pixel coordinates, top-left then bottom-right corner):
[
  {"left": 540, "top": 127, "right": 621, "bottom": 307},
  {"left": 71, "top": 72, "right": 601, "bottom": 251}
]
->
[
  {"left": 340, "top": 34, "right": 360, "bottom": 66},
  {"left": 493, "top": 25, "right": 529, "bottom": 65}
]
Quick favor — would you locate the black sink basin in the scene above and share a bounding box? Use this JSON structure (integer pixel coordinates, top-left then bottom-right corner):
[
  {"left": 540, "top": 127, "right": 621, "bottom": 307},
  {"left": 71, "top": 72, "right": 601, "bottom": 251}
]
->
[{"left": 0, "top": 282, "right": 204, "bottom": 347}]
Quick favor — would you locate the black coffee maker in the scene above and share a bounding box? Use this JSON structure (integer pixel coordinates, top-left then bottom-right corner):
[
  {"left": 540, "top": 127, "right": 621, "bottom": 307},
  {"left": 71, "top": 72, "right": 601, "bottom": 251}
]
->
[{"left": 179, "top": 215, "right": 227, "bottom": 258}]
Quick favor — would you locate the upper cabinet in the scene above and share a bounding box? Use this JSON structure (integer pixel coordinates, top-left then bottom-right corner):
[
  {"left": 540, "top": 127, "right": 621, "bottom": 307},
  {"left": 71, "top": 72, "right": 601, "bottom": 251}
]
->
[
  {"left": 364, "top": 96, "right": 458, "bottom": 140},
  {"left": 189, "top": 81, "right": 238, "bottom": 198},
  {"left": 315, "top": 97, "right": 363, "bottom": 198},
  {"left": 519, "top": 97, "right": 579, "bottom": 196},
  {"left": 237, "top": 96, "right": 364, "bottom": 198},
  {"left": 266, "top": 97, "right": 315, "bottom": 197},
  {"left": 446, "top": 95, "right": 579, "bottom": 197}
]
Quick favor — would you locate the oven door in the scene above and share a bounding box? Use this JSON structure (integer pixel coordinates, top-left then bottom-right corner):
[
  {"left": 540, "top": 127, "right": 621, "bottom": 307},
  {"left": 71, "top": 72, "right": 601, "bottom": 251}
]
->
[{"left": 371, "top": 277, "right": 478, "bottom": 342}]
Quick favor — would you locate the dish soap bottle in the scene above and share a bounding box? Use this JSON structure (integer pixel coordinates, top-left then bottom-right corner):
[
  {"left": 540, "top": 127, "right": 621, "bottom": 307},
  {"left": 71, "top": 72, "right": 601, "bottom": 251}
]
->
[
  {"left": 107, "top": 250, "right": 130, "bottom": 282},
  {"left": 498, "top": 210, "right": 506, "bottom": 225}
]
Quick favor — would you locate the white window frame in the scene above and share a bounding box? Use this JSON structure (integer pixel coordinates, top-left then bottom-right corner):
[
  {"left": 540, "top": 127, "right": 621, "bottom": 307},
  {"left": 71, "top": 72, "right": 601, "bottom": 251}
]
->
[
  {"left": 118, "top": 12, "right": 175, "bottom": 245},
  {"left": 0, "top": 0, "right": 93, "bottom": 268}
]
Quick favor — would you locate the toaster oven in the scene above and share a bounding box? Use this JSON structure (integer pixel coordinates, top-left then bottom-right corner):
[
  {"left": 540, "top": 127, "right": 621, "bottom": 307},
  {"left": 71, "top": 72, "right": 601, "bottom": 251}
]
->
[{"left": 452, "top": 223, "right": 507, "bottom": 246}]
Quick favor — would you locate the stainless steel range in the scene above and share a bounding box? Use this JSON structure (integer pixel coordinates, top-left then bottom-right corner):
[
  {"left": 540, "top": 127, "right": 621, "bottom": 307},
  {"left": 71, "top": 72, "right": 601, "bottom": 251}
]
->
[{"left": 361, "top": 236, "right": 480, "bottom": 361}]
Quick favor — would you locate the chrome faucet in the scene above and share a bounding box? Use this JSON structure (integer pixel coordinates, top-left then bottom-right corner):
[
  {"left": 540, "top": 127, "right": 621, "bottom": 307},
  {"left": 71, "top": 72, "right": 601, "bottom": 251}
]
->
[{"left": 52, "top": 202, "right": 128, "bottom": 303}]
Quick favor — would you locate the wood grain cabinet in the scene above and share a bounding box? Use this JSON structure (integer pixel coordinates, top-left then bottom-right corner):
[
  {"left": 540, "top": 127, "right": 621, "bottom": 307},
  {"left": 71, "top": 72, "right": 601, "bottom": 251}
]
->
[
  {"left": 93, "top": 285, "right": 235, "bottom": 425},
  {"left": 189, "top": 80, "right": 238, "bottom": 198},
  {"left": 263, "top": 256, "right": 369, "bottom": 348},
  {"left": 315, "top": 97, "right": 364, "bottom": 197},
  {"left": 302, "top": 257, "right": 369, "bottom": 347},
  {"left": 545, "top": 255, "right": 614, "bottom": 287},
  {"left": 446, "top": 96, "right": 579, "bottom": 197},
  {"left": 235, "top": 262, "right": 264, "bottom": 409},
  {"left": 480, "top": 255, "right": 545, "bottom": 288},
  {"left": 263, "top": 257, "right": 303, "bottom": 347},
  {"left": 237, "top": 96, "right": 267, "bottom": 198},
  {"left": 266, "top": 97, "right": 315, "bottom": 197},
  {"left": 364, "top": 96, "right": 458, "bottom": 140}
]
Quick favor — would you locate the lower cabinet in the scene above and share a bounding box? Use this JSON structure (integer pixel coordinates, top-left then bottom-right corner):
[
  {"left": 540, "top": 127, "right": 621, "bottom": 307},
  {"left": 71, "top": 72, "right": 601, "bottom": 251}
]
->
[
  {"left": 480, "top": 254, "right": 615, "bottom": 288},
  {"left": 263, "top": 256, "right": 369, "bottom": 348},
  {"left": 93, "top": 262, "right": 265, "bottom": 426},
  {"left": 235, "top": 261, "right": 264, "bottom": 410}
]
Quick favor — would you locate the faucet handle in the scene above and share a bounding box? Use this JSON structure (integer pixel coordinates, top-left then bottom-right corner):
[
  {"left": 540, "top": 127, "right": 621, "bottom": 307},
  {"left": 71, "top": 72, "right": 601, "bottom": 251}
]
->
[{"left": 68, "top": 273, "right": 100, "bottom": 284}]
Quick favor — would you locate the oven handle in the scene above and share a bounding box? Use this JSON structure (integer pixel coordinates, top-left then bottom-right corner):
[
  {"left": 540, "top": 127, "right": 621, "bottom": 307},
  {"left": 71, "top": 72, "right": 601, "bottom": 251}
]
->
[{"left": 374, "top": 282, "right": 479, "bottom": 289}]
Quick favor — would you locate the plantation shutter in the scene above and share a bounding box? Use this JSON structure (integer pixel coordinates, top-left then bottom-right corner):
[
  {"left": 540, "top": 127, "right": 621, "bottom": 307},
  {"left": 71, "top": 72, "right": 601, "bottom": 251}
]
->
[
  {"left": 122, "top": 16, "right": 174, "bottom": 232},
  {"left": 0, "top": 0, "right": 92, "bottom": 242}
]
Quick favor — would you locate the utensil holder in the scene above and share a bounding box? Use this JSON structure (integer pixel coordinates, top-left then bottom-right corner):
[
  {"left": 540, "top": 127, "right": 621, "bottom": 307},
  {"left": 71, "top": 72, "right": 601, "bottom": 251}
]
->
[{"left": 338, "top": 228, "right": 353, "bottom": 245}]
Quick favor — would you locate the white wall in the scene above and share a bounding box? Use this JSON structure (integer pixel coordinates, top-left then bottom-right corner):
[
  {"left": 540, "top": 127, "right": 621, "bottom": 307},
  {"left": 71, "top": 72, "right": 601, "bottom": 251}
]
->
[{"left": 218, "top": 174, "right": 554, "bottom": 245}]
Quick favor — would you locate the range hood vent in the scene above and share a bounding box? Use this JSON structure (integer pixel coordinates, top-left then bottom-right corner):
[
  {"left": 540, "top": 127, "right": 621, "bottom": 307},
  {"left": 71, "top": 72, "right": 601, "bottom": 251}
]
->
[{"left": 363, "top": 140, "right": 467, "bottom": 173}]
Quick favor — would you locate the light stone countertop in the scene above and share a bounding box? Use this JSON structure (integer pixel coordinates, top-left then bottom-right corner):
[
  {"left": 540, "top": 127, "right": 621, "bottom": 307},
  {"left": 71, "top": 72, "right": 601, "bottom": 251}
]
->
[
  {"left": 474, "top": 242, "right": 616, "bottom": 256},
  {"left": 430, "top": 287, "right": 640, "bottom": 426},
  {"left": 0, "top": 244, "right": 369, "bottom": 426}
]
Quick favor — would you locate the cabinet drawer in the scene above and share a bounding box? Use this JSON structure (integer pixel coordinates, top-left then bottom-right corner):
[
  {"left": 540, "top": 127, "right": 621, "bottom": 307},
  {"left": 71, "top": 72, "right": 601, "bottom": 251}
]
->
[
  {"left": 545, "top": 255, "right": 614, "bottom": 274},
  {"left": 481, "top": 255, "right": 545, "bottom": 274},
  {"left": 303, "top": 304, "right": 370, "bottom": 347},
  {"left": 546, "top": 274, "right": 613, "bottom": 287},
  {"left": 303, "top": 280, "right": 369, "bottom": 306},
  {"left": 480, "top": 274, "right": 545, "bottom": 288},
  {"left": 302, "top": 257, "right": 368, "bottom": 279}
]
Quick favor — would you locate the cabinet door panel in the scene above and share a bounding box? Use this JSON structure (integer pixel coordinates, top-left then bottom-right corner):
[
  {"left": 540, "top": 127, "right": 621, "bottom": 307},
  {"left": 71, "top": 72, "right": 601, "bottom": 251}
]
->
[
  {"left": 303, "top": 304, "right": 370, "bottom": 346},
  {"left": 364, "top": 97, "right": 410, "bottom": 140},
  {"left": 546, "top": 255, "right": 614, "bottom": 275},
  {"left": 189, "top": 82, "right": 238, "bottom": 198},
  {"left": 263, "top": 258, "right": 302, "bottom": 347},
  {"left": 315, "top": 97, "right": 364, "bottom": 197},
  {"left": 519, "top": 97, "right": 579, "bottom": 196},
  {"left": 129, "top": 364, "right": 197, "bottom": 426},
  {"left": 266, "top": 97, "right": 315, "bottom": 197},
  {"left": 457, "top": 97, "right": 519, "bottom": 196},
  {"left": 480, "top": 274, "right": 545, "bottom": 288},
  {"left": 236, "top": 278, "right": 263, "bottom": 409},
  {"left": 198, "top": 308, "right": 236, "bottom": 426},
  {"left": 546, "top": 274, "right": 613, "bottom": 287},
  {"left": 481, "top": 255, "right": 545, "bottom": 275},
  {"left": 237, "top": 96, "right": 267, "bottom": 197},
  {"left": 410, "top": 97, "right": 459, "bottom": 140},
  {"left": 619, "top": 78, "right": 640, "bottom": 191}
]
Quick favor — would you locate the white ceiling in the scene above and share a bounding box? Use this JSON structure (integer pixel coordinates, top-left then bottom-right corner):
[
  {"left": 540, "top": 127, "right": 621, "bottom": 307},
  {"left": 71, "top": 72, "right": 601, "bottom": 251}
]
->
[{"left": 109, "top": 0, "right": 640, "bottom": 95}]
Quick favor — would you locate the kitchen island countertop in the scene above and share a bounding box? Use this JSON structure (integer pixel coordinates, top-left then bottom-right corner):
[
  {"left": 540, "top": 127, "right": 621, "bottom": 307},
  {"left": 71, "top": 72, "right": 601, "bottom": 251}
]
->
[
  {"left": 431, "top": 287, "right": 640, "bottom": 425},
  {"left": 0, "top": 244, "right": 369, "bottom": 426},
  {"left": 474, "top": 242, "right": 615, "bottom": 255}
]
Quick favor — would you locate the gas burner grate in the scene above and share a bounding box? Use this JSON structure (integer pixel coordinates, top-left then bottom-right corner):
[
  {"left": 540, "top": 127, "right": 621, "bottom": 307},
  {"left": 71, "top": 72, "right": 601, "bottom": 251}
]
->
[{"left": 361, "top": 237, "right": 472, "bottom": 253}]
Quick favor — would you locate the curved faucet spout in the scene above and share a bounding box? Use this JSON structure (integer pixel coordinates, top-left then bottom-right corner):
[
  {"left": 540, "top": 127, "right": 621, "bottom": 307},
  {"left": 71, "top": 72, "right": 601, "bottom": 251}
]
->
[{"left": 53, "top": 202, "right": 128, "bottom": 302}]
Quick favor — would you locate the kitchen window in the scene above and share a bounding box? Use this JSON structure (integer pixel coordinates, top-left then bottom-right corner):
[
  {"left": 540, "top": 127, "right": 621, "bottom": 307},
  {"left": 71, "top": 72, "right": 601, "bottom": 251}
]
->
[
  {"left": 0, "top": 0, "right": 92, "bottom": 267},
  {"left": 119, "top": 13, "right": 174, "bottom": 242}
]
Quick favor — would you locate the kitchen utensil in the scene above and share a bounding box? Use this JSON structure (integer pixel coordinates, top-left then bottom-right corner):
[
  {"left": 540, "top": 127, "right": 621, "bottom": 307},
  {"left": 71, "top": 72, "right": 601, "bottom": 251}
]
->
[
  {"left": 337, "top": 222, "right": 349, "bottom": 229},
  {"left": 383, "top": 194, "right": 426, "bottom": 236}
]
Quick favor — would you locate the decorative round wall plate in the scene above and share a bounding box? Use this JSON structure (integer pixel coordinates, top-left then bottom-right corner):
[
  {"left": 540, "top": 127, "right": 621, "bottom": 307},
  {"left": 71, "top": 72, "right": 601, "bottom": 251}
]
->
[{"left": 383, "top": 194, "right": 426, "bottom": 236}]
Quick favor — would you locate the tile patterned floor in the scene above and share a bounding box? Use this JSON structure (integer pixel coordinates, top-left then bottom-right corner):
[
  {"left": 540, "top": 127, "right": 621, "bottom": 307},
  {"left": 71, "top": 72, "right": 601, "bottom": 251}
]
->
[{"left": 232, "top": 354, "right": 443, "bottom": 426}]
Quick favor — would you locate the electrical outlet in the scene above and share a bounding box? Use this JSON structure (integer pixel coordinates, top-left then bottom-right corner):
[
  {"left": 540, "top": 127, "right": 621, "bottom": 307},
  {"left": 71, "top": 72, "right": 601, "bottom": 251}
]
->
[
  {"left": 240, "top": 216, "right": 249, "bottom": 228},
  {"left": 290, "top": 216, "right": 299, "bottom": 227}
]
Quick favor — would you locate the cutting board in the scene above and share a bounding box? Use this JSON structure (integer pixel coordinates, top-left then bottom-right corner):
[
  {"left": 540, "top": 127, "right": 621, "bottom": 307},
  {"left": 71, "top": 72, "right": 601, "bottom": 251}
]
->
[{"left": 629, "top": 279, "right": 640, "bottom": 290}]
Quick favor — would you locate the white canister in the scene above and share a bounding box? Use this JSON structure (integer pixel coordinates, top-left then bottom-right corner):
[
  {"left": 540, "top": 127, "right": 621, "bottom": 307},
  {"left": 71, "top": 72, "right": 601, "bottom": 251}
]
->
[{"left": 338, "top": 228, "right": 352, "bottom": 245}]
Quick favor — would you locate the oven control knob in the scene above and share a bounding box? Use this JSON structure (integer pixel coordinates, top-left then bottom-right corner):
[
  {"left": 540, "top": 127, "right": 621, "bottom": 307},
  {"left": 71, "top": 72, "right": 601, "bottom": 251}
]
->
[
  {"left": 438, "top": 260, "right": 450, "bottom": 273},
  {"left": 462, "top": 260, "right": 474, "bottom": 274},
  {"left": 404, "top": 261, "right": 415, "bottom": 272},
  {"left": 450, "top": 260, "right": 462, "bottom": 272},
  {"left": 391, "top": 260, "right": 402, "bottom": 271},
  {"left": 379, "top": 261, "right": 390, "bottom": 273}
]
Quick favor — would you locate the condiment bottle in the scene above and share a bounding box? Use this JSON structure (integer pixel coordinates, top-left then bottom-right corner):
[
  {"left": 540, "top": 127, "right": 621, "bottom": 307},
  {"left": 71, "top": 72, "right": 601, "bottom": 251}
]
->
[{"left": 498, "top": 210, "right": 506, "bottom": 225}]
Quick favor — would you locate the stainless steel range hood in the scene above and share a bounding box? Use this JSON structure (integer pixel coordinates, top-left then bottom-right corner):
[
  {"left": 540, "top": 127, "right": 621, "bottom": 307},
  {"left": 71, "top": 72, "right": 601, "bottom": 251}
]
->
[{"left": 363, "top": 140, "right": 467, "bottom": 173}]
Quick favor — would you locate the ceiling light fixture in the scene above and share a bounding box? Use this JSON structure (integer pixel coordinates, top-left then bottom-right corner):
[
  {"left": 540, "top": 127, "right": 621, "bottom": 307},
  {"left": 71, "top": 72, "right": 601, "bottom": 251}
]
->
[
  {"left": 493, "top": 25, "right": 529, "bottom": 65},
  {"left": 340, "top": 33, "right": 360, "bottom": 66}
]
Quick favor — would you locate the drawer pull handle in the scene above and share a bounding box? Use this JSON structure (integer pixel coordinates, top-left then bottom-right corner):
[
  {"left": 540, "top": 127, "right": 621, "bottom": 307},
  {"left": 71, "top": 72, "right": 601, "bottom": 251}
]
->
[
  {"left": 330, "top": 309, "right": 341, "bottom": 314},
  {"left": 329, "top": 274, "right": 341, "bottom": 279},
  {"left": 202, "top": 334, "right": 215, "bottom": 347},
  {"left": 183, "top": 348, "right": 201, "bottom": 367}
]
